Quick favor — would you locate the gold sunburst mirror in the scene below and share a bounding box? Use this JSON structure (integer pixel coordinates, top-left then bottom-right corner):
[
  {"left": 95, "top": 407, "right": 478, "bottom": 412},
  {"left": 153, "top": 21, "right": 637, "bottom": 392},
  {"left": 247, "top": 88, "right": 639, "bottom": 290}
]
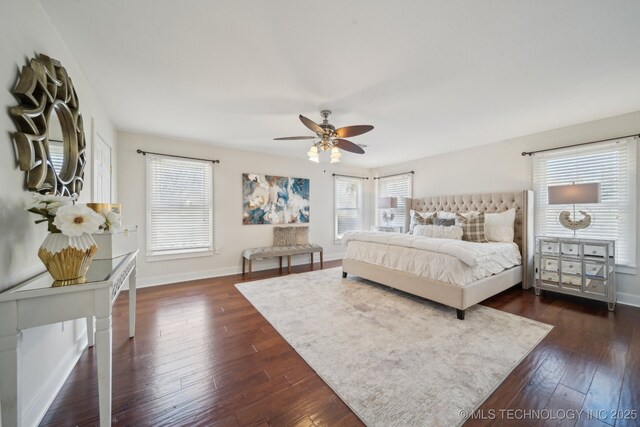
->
[{"left": 9, "top": 53, "right": 86, "bottom": 197}]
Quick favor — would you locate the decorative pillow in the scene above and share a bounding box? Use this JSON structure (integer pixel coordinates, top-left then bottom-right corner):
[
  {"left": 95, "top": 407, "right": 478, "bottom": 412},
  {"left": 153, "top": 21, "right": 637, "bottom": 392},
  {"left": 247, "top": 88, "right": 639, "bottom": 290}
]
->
[
  {"left": 413, "top": 224, "right": 463, "bottom": 240},
  {"left": 437, "top": 211, "right": 457, "bottom": 220},
  {"left": 409, "top": 210, "right": 435, "bottom": 233},
  {"left": 433, "top": 218, "right": 455, "bottom": 226},
  {"left": 295, "top": 226, "right": 310, "bottom": 245},
  {"left": 273, "top": 227, "right": 296, "bottom": 247},
  {"left": 455, "top": 212, "right": 488, "bottom": 243},
  {"left": 485, "top": 209, "right": 516, "bottom": 242}
]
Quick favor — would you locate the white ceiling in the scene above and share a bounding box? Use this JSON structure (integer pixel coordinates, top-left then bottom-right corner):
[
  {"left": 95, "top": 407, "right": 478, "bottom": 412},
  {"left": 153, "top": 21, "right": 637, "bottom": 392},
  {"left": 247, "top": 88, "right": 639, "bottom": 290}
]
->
[{"left": 41, "top": 0, "right": 640, "bottom": 167}]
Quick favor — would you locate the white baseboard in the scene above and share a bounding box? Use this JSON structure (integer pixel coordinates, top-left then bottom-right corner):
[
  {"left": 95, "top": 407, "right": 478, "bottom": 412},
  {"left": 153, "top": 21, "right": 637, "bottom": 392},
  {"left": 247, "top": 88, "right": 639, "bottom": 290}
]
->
[
  {"left": 133, "top": 251, "right": 346, "bottom": 289},
  {"left": 22, "top": 331, "right": 88, "bottom": 427},
  {"left": 618, "top": 292, "right": 640, "bottom": 308}
]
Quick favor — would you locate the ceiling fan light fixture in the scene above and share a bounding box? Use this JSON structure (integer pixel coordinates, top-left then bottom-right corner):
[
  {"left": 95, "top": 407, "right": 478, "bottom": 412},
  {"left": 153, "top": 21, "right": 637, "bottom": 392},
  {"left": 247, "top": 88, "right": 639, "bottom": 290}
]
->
[
  {"left": 307, "top": 145, "right": 319, "bottom": 162},
  {"left": 330, "top": 146, "right": 341, "bottom": 163}
]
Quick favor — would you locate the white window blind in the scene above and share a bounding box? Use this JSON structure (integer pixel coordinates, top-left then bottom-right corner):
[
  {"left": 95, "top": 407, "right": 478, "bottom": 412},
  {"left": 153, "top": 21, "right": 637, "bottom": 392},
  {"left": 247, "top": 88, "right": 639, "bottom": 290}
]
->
[
  {"left": 533, "top": 137, "right": 637, "bottom": 267},
  {"left": 146, "top": 154, "right": 214, "bottom": 258},
  {"left": 335, "top": 176, "right": 364, "bottom": 241},
  {"left": 376, "top": 173, "right": 413, "bottom": 230}
]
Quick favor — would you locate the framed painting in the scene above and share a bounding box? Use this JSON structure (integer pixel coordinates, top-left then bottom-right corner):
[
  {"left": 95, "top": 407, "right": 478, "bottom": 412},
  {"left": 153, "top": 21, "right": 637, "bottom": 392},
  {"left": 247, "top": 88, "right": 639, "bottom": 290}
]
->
[{"left": 242, "top": 173, "right": 310, "bottom": 224}]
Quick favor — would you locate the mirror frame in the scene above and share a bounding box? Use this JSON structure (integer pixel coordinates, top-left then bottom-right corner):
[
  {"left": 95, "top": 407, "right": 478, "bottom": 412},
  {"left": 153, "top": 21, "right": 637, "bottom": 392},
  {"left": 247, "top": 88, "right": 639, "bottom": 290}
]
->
[{"left": 9, "top": 53, "right": 86, "bottom": 197}]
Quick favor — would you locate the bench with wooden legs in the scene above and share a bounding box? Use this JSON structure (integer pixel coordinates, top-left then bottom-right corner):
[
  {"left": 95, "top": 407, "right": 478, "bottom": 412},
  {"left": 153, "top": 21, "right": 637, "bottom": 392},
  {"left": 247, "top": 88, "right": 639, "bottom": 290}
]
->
[{"left": 241, "top": 244, "right": 323, "bottom": 275}]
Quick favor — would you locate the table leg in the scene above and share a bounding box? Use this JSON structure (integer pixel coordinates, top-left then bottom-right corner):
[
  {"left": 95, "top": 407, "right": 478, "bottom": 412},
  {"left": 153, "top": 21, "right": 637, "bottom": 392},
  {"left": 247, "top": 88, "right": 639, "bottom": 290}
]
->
[
  {"left": 95, "top": 314, "right": 112, "bottom": 426},
  {"left": 129, "top": 266, "right": 137, "bottom": 338},
  {"left": 279, "top": 256, "right": 282, "bottom": 271},
  {"left": 320, "top": 251, "right": 324, "bottom": 269},
  {"left": 310, "top": 253, "right": 314, "bottom": 270},
  {"left": 86, "top": 316, "right": 95, "bottom": 347},
  {"left": 0, "top": 329, "right": 22, "bottom": 427}
]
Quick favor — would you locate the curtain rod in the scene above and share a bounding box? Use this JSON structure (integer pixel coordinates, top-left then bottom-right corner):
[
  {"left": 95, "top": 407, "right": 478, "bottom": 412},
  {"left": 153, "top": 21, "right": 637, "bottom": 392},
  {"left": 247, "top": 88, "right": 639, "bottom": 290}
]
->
[
  {"left": 521, "top": 134, "right": 639, "bottom": 156},
  {"left": 332, "top": 173, "right": 369, "bottom": 180},
  {"left": 373, "top": 171, "right": 414, "bottom": 180},
  {"left": 136, "top": 149, "right": 220, "bottom": 164}
]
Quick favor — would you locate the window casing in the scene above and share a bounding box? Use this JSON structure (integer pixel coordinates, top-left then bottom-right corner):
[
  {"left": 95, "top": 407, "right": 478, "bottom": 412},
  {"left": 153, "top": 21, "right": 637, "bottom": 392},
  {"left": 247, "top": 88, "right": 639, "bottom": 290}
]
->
[
  {"left": 376, "top": 173, "right": 413, "bottom": 230},
  {"left": 334, "top": 176, "right": 364, "bottom": 241},
  {"left": 533, "top": 137, "right": 637, "bottom": 268},
  {"left": 146, "top": 154, "right": 214, "bottom": 260}
]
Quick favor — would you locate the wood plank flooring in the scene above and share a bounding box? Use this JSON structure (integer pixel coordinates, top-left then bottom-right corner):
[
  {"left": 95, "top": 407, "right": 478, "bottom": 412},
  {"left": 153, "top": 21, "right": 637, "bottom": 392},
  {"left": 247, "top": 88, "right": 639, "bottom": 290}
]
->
[{"left": 40, "top": 260, "right": 640, "bottom": 426}]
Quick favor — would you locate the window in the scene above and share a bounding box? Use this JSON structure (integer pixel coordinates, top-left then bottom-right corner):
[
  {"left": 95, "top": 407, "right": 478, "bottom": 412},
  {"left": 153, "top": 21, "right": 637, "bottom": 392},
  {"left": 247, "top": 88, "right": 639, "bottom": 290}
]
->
[
  {"left": 376, "top": 173, "right": 413, "bottom": 230},
  {"left": 334, "top": 176, "right": 364, "bottom": 241},
  {"left": 533, "top": 137, "right": 637, "bottom": 267},
  {"left": 146, "top": 154, "right": 214, "bottom": 259}
]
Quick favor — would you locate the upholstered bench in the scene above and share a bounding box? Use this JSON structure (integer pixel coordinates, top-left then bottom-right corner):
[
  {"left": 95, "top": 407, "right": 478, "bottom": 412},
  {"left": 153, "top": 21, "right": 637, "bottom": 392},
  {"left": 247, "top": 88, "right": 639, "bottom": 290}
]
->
[{"left": 241, "top": 226, "right": 323, "bottom": 274}]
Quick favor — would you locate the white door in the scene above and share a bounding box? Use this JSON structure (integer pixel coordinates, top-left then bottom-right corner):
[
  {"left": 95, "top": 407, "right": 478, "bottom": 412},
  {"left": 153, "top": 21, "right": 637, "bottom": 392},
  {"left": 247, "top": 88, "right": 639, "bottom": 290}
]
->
[{"left": 94, "top": 134, "right": 112, "bottom": 202}]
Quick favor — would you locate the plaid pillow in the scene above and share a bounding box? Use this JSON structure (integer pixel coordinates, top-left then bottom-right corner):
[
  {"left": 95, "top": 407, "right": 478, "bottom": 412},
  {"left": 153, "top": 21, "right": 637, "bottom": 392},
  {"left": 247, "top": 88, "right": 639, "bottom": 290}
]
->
[
  {"left": 409, "top": 210, "right": 435, "bottom": 233},
  {"left": 455, "top": 212, "right": 487, "bottom": 243}
]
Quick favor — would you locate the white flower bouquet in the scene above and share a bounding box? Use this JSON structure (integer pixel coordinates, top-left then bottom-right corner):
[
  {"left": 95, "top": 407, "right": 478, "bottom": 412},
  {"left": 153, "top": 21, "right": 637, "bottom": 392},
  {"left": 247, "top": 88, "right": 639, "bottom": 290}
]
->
[{"left": 26, "top": 194, "right": 106, "bottom": 236}]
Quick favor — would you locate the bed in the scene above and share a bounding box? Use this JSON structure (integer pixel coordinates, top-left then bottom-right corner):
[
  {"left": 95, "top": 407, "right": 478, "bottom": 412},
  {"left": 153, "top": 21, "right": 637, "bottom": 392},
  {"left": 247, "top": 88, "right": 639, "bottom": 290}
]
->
[{"left": 341, "top": 191, "right": 534, "bottom": 319}]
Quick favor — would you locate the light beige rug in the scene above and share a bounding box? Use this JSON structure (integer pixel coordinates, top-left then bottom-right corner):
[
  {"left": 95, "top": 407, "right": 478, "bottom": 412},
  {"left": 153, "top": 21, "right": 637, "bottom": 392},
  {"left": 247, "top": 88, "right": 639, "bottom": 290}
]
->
[{"left": 236, "top": 268, "right": 552, "bottom": 427}]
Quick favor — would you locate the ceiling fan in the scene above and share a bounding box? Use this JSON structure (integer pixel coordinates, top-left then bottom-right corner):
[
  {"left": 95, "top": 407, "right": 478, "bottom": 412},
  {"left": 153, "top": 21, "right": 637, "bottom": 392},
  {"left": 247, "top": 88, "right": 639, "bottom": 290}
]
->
[{"left": 274, "top": 110, "right": 373, "bottom": 163}]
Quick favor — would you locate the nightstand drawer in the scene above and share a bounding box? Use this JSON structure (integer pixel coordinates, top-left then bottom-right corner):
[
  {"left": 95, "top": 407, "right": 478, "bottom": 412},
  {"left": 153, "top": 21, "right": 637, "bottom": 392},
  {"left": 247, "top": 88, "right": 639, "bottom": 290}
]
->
[
  {"left": 541, "top": 257, "right": 558, "bottom": 272},
  {"left": 561, "top": 259, "right": 581, "bottom": 275},
  {"left": 561, "top": 242, "right": 580, "bottom": 256},
  {"left": 585, "top": 261, "right": 607, "bottom": 279},
  {"left": 584, "top": 244, "right": 607, "bottom": 258},
  {"left": 560, "top": 273, "right": 582, "bottom": 288},
  {"left": 540, "top": 240, "right": 559, "bottom": 255},
  {"left": 585, "top": 278, "right": 608, "bottom": 296},
  {"left": 540, "top": 271, "right": 559, "bottom": 284}
]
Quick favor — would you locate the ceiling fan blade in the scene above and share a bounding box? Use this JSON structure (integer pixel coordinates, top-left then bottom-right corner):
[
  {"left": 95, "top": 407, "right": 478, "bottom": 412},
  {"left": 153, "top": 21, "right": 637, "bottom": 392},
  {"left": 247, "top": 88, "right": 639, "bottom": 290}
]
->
[
  {"left": 299, "top": 115, "right": 324, "bottom": 134},
  {"left": 334, "top": 139, "right": 365, "bottom": 154},
  {"left": 334, "top": 125, "right": 374, "bottom": 138},
  {"left": 273, "top": 136, "right": 317, "bottom": 140}
]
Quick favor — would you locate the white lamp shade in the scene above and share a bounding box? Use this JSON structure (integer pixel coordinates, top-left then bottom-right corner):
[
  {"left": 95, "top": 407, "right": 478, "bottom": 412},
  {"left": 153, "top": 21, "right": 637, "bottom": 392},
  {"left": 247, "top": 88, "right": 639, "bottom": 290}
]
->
[
  {"left": 378, "top": 197, "right": 398, "bottom": 209},
  {"left": 548, "top": 183, "right": 601, "bottom": 205}
]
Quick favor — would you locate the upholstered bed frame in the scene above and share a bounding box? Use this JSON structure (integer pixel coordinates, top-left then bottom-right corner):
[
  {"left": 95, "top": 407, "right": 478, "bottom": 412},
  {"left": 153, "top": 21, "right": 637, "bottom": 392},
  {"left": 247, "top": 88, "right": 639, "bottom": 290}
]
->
[{"left": 342, "top": 190, "right": 534, "bottom": 319}]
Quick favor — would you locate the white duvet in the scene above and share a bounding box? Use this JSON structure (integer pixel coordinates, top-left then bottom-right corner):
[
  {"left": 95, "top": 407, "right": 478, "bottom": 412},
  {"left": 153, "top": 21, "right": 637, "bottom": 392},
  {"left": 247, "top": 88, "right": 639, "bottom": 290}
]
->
[{"left": 342, "top": 232, "right": 521, "bottom": 286}]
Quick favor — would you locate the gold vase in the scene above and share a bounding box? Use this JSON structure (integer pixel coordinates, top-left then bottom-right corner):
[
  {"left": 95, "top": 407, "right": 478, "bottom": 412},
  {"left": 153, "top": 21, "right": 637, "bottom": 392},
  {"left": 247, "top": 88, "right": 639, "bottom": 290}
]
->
[{"left": 38, "top": 233, "right": 98, "bottom": 287}]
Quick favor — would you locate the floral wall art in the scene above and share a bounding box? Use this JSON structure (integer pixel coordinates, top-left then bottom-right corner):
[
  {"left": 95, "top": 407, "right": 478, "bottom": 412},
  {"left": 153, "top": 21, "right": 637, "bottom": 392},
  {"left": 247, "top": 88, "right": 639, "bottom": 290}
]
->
[{"left": 242, "top": 173, "right": 310, "bottom": 224}]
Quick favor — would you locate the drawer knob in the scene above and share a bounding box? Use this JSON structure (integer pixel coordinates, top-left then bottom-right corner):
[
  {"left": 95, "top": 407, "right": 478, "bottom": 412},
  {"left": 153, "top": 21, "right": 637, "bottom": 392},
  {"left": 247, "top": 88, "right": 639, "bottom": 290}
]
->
[{"left": 592, "top": 251, "right": 597, "bottom": 254}]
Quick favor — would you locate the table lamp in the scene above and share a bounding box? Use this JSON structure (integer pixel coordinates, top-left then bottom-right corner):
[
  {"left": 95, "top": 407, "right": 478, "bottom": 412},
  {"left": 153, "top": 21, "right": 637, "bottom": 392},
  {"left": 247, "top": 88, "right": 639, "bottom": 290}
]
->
[
  {"left": 378, "top": 197, "right": 398, "bottom": 227},
  {"left": 548, "top": 183, "right": 600, "bottom": 235}
]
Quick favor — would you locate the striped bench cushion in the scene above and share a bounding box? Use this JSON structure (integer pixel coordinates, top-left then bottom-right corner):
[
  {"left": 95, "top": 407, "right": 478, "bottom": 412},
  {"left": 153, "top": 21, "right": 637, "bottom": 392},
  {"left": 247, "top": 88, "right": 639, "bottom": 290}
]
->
[{"left": 242, "top": 244, "right": 323, "bottom": 260}]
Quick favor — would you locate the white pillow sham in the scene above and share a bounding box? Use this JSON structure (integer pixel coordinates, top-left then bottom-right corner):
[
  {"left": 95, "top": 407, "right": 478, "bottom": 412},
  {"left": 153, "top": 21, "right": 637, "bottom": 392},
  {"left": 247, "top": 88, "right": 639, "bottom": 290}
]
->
[
  {"left": 413, "top": 224, "right": 464, "bottom": 240},
  {"left": 484, "top": 209, "right": 516, "bottom": 242}
]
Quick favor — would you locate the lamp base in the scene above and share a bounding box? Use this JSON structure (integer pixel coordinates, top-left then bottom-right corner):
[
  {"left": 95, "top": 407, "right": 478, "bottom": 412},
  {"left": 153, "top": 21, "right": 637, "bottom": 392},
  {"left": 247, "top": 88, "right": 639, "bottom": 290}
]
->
[
  {"left": 558, "top": 209, "right": 592, "bottom": 231},
  {"left": 382, "top": 210, "right": 395, "bottom": 228}
]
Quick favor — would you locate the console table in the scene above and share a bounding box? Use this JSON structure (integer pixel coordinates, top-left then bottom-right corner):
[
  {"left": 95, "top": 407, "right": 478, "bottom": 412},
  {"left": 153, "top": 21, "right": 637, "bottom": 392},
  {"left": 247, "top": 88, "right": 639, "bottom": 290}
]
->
[{"left": 0, "top": 250, "right": 138, "bottom": 427}]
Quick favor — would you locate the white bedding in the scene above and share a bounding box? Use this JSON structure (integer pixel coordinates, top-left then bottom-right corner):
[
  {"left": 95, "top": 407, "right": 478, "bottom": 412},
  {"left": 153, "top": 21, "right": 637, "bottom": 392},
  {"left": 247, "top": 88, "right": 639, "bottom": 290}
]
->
[{"left": 343, "top": 232, "right": 521, "bottom": 286}]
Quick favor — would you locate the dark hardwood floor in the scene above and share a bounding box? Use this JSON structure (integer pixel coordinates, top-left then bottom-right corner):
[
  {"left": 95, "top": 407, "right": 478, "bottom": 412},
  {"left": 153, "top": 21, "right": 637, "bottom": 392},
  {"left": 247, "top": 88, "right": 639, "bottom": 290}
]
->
[{"left": 40, "top": 260, "right": 640, "bottom": 427}]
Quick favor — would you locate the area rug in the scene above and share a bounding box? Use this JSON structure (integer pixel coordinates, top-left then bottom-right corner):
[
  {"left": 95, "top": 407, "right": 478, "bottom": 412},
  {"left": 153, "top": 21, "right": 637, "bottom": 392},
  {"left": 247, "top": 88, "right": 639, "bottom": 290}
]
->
[{"left": 236, "top": 268, "right": 552, "bottom": 427}]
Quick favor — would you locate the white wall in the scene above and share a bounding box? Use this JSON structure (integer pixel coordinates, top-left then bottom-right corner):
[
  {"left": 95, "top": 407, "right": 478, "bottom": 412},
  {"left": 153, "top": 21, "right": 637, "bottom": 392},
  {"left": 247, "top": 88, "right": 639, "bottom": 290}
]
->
[
  {"left": 117, "top": 131, "right": 372, "bottom": 287},
  {"left": 372, "top": 110, "right": 640, "bottom": 306},
  {"left": 0, "top": 1, "right": 117, "bottom": 424}
]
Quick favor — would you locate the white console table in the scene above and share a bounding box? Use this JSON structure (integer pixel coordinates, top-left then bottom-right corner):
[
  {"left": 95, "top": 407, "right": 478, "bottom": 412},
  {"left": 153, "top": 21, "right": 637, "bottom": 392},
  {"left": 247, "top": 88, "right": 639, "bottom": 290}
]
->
[{"left": 0, "top": 250, "right": 138, "bottom": 427}]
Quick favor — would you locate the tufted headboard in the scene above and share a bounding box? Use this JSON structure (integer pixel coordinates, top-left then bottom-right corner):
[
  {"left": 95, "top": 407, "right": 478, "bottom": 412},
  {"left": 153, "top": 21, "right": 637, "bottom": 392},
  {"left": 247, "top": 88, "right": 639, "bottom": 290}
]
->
[{"left": 404, "top": 191, "right": 534, "bottom": 289}]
